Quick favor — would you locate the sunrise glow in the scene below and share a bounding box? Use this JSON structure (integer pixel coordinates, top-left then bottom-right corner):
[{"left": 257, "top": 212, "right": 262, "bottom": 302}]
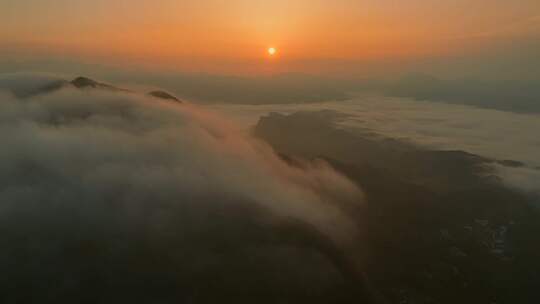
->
[{"left": 2, "top": 0, "right": 538, "bottom": 75}]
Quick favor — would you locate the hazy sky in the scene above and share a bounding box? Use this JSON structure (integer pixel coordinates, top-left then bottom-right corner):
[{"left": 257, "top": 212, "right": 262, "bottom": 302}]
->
[{"left": 1, "top": 0, "right": 539, "bottom": 74}]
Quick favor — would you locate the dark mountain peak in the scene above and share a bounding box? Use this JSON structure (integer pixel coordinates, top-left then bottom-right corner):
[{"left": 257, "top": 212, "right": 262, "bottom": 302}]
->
[
  {"left": 71, "top": 76, "right": 100, "bottom": 88},
  {"left": 70, "top": 76, "right": 130, "bottom": 92},
  {"left": 148, "top": 90, "right": 181, "bottom": 102}
]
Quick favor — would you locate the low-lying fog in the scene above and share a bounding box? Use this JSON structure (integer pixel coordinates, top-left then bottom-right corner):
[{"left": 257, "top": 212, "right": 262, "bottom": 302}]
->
[{"left": 211, "top": 96, "right": 540, "bottom": 196}]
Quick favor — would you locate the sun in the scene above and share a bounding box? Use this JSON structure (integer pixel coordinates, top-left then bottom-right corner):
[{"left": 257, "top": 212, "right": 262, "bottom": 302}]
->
[{"left": 268, "top": 47, "right": 277, "bottom": 56}]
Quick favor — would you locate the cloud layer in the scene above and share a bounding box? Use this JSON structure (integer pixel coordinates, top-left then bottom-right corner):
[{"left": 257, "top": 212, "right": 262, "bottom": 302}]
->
[{"left": 0, "top": 74, "right": 366, "bottom": 302}]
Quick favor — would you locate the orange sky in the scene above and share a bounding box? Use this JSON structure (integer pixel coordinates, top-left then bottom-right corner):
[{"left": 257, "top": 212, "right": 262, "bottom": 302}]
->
[{"left": 2, "top": 0, "right": 539, "bottom": 74}]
